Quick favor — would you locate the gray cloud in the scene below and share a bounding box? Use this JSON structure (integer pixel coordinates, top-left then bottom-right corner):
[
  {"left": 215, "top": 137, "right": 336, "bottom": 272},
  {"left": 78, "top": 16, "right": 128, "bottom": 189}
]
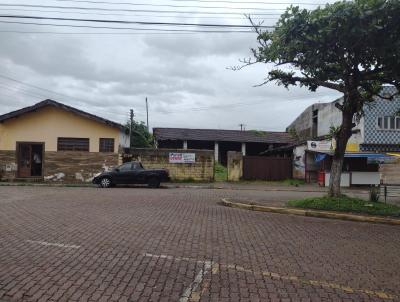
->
[{"left": 0, "top": 0, "right": 341, "bottom": 130}]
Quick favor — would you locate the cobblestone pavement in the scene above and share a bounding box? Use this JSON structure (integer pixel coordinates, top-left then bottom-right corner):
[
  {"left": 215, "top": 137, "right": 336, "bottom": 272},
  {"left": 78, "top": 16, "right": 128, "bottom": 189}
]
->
[{"left": 0, "top": 186, "right": 399, "bottom": 302}]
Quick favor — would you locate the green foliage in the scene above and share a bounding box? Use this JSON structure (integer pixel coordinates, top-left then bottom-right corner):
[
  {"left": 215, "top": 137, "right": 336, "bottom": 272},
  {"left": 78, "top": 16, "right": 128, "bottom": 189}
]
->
[
  {"left": 326, "top": 126, "right": 341, "bottom": 140},
  {"left": 251, "top": 0, "right": 400, "bottom": 196},
  {"left": 214, "top": 163, "right": 227, "bottom": 182},
  {"left": 282, "top": 178, "right": 305, "bottom": 186},
  {"left": 287, "top": 127, "right": 299, "bottom": 140},
  {"left": 126, "top": 120, "right": 153, "bottom": 148},
  {"left": 288, "top": 195, "right": 400, "bottom": 217},
  {"left": 248, "top": 130, "right": 267, "bottom": 137},
  {"left": 252, "top": 0, "right": 400, "bottom": 106},
  {"left": 369, "top": 186, "right": 380, "bottom": 202}
]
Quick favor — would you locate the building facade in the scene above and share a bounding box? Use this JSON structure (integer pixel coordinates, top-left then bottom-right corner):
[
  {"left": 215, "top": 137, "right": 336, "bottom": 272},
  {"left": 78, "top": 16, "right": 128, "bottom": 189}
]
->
[
  {"left": 284, "top": 86, "right": 400, "bottom": 185},
  {"left": 153, "top": 127, "right": 296, "bottom": 166},
  {"left": 287, "top": 86, "right": 400, "bottom": 153},
  {"left": 0, "top": 99, "right": 129, "bottom": 182}
]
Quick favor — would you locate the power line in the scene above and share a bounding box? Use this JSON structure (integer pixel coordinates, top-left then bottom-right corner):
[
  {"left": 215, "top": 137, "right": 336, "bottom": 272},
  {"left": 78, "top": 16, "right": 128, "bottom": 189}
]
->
[
  {"left": 51, "top": 0, "right": 326, "bottom": 7},
  {"left": 4, "top": 1, "right": 287, "bottom": 12},
  {"left": 0, "top": 73, "right": 144, "bottom": 119},
  {"left": 0, "top": 4, "right": 282, "bottom": 16},
  {"left": 0, "top": 8, "right": 278, "bottom": 20},
  {"left": 0, "top": 14, "right": 274, "bottom": 28},
  {"left": 0, "top": 30, "right": 253, "bottom": 35},
  {"left": 0, "top": 20, "right": 255, "bottom": 33}
]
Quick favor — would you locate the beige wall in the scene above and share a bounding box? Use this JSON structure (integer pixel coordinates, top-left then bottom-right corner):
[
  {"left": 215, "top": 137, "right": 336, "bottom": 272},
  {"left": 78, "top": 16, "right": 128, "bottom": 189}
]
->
[
  {"left": 0, "top": 106, "right": 122, "bottom": 152},
  {"left": 125, "top": 148, "right": 214, "bottom": 181}
]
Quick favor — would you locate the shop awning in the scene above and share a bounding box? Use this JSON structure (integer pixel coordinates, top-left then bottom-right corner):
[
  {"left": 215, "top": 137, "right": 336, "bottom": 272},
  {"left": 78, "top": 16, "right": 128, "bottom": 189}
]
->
[{"left": 313, "top": 151, "right": 397, "bottom": 163}]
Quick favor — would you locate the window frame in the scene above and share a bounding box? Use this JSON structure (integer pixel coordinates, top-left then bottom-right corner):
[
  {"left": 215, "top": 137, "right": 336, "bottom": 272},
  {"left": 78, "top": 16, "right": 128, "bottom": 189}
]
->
[
  {"left": 377, "top": 116, "right": 400, "bottom": 131},
  {"left": 57, "top": 137, "right": 89, "bottom": 151},
  {"left": 99, "top": 138, "right": 115, "bottom": 153}
]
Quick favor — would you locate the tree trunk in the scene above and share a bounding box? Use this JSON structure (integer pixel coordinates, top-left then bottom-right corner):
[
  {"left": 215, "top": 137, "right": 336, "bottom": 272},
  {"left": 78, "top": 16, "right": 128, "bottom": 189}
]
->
[{"left": 328, "top": 109, "right": 354, "bottom": 197}]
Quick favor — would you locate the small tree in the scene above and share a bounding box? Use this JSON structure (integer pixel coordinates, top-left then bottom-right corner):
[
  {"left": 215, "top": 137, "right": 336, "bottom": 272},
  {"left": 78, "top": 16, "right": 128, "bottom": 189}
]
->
[
  {"left": 247, "top": 0, "right": 400, "bottom": 197},
  {"left": 126, "top": 120, "right": 153, "bottom": 148}
]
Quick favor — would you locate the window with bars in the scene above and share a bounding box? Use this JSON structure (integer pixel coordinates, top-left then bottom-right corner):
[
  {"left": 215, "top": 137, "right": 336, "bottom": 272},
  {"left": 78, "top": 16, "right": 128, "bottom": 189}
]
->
[
  {"left": 99, "top": 138, "right": 115, "bottom": 152},
  {"left": 57, "top": 138, "right": 89, "bottom": 151},
  {"left": 377, "top": 116, "right": 400, "bottom": 130}
]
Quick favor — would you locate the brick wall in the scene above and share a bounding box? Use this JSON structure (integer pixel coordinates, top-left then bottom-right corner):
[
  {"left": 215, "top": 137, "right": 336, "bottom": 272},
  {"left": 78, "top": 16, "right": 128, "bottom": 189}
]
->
[
  {"left": 0, "top": 151, "right": 16, "bottom": 180},
  {"left": 45, "top": 152, "right": 118, "bottom": 182},
  {"left": 124, "top": 148, "right": 214, "bottom": 181},
  {"left": 0, "top": 150, "right": 118, "bottom": 182}
]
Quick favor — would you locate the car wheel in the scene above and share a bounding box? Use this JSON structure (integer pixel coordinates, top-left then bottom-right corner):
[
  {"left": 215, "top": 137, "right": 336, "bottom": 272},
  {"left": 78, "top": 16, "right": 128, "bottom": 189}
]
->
[
  {"left": 148, "top": 177, "right": 160, "bottom": 188},
  {"left": 100, "top": 177, "right": 112, "bottom": 188}
]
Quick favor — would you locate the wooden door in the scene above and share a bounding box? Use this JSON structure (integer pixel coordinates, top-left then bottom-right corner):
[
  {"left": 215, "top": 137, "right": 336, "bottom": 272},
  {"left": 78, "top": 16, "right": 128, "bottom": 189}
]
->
[{"left": 18, "top": 143, "right": 32, "bottom": 178}]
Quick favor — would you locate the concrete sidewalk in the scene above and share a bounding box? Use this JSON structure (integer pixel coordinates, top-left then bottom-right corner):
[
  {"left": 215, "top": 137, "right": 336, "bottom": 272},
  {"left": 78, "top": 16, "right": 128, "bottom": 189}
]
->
[{"left": 168, "top": 181, "right": 370, "bottom": 195}]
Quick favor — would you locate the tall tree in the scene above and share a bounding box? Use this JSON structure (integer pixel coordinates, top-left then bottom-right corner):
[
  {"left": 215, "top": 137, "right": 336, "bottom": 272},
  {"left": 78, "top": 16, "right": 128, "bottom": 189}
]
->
[{"left": 248, "top": 0, "right": 400, "bottom": 196}]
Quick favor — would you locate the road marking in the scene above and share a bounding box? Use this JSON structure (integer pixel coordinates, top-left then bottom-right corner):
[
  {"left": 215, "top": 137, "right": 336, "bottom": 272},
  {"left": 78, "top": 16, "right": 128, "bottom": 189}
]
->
[
  {"left": 143, "top": 253, "right": 212, "bottom": 302},
  {"left": 143, "top": 253, "right": 396, "bottom": 300},
  {"left": 179, "top": 261, "right": 212, "bottom": 302},
  {"left": 26, "top": 240, "right": 80, "bottom": 249}
]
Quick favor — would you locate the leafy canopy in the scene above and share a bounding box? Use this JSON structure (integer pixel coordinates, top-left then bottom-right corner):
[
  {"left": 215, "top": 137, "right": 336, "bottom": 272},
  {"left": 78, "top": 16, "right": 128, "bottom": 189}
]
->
[
  {"left": 252, "top": 0, "right": 400, "bottom": 111},
  {"left": 125, "top": 120, "right": 153, "bottom": 148}
]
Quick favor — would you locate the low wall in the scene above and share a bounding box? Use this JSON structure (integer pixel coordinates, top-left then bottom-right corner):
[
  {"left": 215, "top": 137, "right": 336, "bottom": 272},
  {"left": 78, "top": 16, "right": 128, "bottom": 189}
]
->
[
  {"left": 0, "top": 151, "right": 17, "bottom": 180},
  {"left": 45, "top": 152, "right": 118, "bottom": 182},
  {"left": 124, "top": 148, "right": 214, "bottom": 181},
  {"left": 380, "top": 159, "right": 400, "bottom": 184},
  {"left": 0, "top": 150, "right": 118, "bottom": 182},
  {"left": 227, "top": 151, "right": 243, "bottom": 181}
]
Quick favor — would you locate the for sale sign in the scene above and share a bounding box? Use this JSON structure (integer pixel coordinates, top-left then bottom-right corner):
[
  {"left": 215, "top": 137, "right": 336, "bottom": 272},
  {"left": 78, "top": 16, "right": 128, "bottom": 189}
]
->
[{"left": 169, "top": 153, "right": 196, "bottom": 164}]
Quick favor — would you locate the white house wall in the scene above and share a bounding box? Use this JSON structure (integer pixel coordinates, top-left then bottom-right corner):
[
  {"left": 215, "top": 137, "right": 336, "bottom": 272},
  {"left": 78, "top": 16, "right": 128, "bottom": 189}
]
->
[{"left": 317, "top": 99, "right": 364, "bottom": 146}]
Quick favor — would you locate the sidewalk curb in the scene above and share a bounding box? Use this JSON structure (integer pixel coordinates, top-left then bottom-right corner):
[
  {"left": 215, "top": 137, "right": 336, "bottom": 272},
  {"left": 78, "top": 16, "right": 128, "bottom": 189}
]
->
[
  {"left": 169, "top": 184, "right": 369, "bottom": 194},
  {"left": 220, "top": 198, "right": 400, "bottom": 226}
]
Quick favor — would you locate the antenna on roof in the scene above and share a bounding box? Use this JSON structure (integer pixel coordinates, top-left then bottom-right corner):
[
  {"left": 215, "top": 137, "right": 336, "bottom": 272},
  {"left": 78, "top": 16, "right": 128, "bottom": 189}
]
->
[{"left": 239, "top": 123, "right": 246, "bottom": 131}]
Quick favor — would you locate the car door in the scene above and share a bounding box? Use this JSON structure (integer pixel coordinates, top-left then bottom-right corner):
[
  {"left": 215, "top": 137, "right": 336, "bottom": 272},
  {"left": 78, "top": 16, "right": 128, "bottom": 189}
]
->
[
  {"left": 131, "top": 162, "right": 146, "bottom": 184},
  {"left": 114, "top": 163, "right": 133, "bottom": 184}
]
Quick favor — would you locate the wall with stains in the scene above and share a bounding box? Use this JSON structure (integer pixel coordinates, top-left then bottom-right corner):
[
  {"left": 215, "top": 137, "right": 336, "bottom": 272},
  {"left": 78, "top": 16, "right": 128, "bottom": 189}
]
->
[{"left": 124, "top": 148, "right": 214, "bottom": 182}]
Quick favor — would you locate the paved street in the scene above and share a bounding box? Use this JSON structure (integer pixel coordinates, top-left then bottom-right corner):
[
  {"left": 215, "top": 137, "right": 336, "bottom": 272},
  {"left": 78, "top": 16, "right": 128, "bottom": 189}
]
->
[{"left": 0, "top": 186, "right": 399, "bottom": 302}]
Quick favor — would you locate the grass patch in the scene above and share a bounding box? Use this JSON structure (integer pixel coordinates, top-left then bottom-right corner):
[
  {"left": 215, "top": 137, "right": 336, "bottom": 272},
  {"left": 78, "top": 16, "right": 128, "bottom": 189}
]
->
[
  {"left": 214, "top": 163, "right": 227, "bottom": 182},
  {"left": 281, "top": 179, "right": 305, "bottom": 186},
  {"left": 288, "top": 195, "right": 400, "bottom": 217}
]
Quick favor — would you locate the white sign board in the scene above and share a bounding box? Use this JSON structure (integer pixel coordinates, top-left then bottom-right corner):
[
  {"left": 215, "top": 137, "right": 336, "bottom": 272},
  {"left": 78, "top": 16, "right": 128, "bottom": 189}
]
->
[
  {"left": 169, "top": 153, "right": 196, "bottom": 164},
  {"left": 307, "top": 140, "right": 333, "bottom": 152}
]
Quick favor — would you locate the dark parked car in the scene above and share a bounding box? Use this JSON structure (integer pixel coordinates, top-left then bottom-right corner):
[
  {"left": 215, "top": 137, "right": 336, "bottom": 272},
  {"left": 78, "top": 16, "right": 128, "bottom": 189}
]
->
[{"left": 93, "top": 161, "right": 170, "bottom": 188}]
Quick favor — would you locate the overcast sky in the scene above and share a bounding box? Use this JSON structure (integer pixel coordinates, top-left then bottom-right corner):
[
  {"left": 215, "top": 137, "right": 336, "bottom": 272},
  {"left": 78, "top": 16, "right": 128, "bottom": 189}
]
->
[{"left": 0, "top": 0, "right": 341, "bottom": 132}]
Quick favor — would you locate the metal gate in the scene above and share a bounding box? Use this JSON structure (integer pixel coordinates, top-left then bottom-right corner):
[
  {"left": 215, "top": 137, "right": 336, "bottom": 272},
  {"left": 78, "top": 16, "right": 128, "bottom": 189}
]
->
[{"left": 243, "top": 156, "right": 292, "bottom": 181}]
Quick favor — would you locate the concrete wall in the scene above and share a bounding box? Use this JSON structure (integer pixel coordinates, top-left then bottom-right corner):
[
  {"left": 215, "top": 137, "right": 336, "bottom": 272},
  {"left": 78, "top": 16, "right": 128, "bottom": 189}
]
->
[
  {"left": 227, "top": 151, "right": 243, "bottom": 181},
  {"left": 286, "top": 103, "right": 328, "bottom": 140},
  {"left": 317, "top": 99, "right": 364, "bottom": 151},
  {"left": 0, "top": 150, "right": 118, "bottom": 182},
  {"left": 0, "top": 106, "right": 124, "bottom": 153},
  {"left": 293, "top": 144, "right": 306, "bottom": 179},
  {"left": 124, "top": 148, "right": 214, "bottom": 181},
  {"left": 380, "top": 159, "right": 400, "bottom": 185}
]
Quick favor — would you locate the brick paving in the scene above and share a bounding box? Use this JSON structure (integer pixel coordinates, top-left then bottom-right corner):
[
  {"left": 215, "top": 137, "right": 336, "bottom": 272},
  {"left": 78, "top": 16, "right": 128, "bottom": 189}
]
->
[{"left": 0, "top": 186, "right": 399, "bottom": 302}]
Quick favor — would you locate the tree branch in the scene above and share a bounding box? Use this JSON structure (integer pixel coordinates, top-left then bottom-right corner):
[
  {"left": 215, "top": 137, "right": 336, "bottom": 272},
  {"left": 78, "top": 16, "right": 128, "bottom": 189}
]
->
[{"left": 289, "top": 76, "right": 345, "bottom": 92}]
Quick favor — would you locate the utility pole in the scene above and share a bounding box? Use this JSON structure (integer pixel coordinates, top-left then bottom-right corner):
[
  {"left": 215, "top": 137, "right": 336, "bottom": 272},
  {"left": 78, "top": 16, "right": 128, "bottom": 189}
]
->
[
  {"left": 145, "top": 97, "right": 149, "bottom": 131},
  {"left": 239, "top": 123, "right": 246, "bottom": 131},
  {"left": 130, "top": 109, "right": 134, "bottom": 148}
]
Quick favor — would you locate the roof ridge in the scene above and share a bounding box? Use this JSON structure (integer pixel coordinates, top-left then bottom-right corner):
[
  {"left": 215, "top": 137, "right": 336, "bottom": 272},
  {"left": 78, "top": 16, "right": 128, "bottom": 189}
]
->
[{"left": 0, "top": 99, "right": 124, "bottom": 130}]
